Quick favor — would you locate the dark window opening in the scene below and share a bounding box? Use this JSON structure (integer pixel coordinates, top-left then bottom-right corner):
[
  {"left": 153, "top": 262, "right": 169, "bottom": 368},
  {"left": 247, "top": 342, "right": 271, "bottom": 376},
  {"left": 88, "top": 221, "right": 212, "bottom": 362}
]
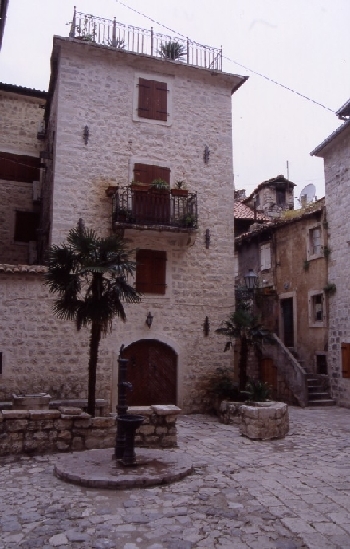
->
[
  {"left": 0, "top": 152, "right": 40, "bottom": 183},
  {"left": 276, "top": 188, "right": 286, "bottom": 206},
  {"left": 14, "top": 211, "right": 40, "bottom": 242},
  {"left": 138, "top": 78, "right": 168, "bottom": 121},
  {"left": 136, "top": 249, "right": 167, "bottom": 295},
  {"left": 316, "top": 354, "right": 327, "bottom": 375}
]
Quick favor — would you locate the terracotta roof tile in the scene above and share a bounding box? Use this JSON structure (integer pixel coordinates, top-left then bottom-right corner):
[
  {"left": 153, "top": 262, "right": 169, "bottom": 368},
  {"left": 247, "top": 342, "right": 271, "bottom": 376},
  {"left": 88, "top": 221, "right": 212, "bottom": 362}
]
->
[{"left": 234, "top": 201, "right": 270, "bottom": 221}]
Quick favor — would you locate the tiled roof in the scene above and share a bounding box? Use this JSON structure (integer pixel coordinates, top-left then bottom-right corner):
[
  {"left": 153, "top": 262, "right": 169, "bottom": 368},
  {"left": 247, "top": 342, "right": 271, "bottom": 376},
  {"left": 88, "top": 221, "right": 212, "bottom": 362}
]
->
[
  {"left": 235, "top": 198, "right": 325, "bottom": 244},
  {"left": 336, "top": 98, "right": 350, "bottom": 118},
  {"left": 311, "top": 118, "right": 350, "bottom": 157},
  {"left": 234, "top": 201, "right": 270, "bottom": 221},
  {"left": 0, "top": 264, "right": 47, "bottom": 274}
]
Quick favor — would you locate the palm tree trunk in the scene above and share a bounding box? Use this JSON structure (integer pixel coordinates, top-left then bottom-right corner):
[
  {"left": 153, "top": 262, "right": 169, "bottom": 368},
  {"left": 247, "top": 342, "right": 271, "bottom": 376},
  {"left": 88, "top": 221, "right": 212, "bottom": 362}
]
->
[
  {"left": 87, "top": 320, "right": 101, "bottom": 417},
  {"left": 239, "top": 334, "right": 248, "bottom": 391}
]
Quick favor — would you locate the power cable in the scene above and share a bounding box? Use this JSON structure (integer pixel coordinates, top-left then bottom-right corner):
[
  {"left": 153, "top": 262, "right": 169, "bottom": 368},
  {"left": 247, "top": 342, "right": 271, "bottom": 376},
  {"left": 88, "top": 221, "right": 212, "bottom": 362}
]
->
[{"left": 115, "top": 0, "right": 336, "bottom": 114}]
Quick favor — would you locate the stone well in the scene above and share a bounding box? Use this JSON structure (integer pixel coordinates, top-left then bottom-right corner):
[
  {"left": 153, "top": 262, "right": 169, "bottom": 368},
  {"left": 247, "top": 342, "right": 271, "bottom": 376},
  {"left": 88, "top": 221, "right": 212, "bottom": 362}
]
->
[{"left": 240, "top": 401, "right": 289, "bottom": 440}]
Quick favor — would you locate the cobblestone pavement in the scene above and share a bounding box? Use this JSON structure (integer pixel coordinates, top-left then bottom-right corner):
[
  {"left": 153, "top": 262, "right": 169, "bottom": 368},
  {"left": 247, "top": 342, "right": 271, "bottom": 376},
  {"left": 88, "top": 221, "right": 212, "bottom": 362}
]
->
[{"left": 1, "top": 406, "right": 350, "bottom": 549}]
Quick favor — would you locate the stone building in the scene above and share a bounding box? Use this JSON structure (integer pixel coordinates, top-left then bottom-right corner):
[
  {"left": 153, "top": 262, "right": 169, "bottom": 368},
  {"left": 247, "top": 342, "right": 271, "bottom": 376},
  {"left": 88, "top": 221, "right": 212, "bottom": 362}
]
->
[
  {"left": 234, "top": 199, "right": 331, "bottom": 406},
  {"left": 0, "top": 10, "right": 247, "bottom": 412},
  {"left": 311, "top": 98, "right": 350, "bottom": 407},
  {"left": 242, "top": 175, "right": 295, "bottom": 219}
]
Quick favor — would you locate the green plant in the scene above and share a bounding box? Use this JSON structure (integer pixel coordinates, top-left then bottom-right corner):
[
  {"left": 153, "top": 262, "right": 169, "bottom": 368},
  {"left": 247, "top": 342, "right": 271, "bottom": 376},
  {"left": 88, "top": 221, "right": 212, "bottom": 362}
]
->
[
  {"left": 324, "top": 282, "right": 336, "bottom": 296},
  {"left": 151, "top": 178, "right": 170, "bottom": 190},
  {"left": 242, "top": 379, "right": 271, "bottom": 402},
  {"left": 158, "top": 40, "right": 186, "bottom": 60},
  {"left": 216, "top": 295, "right": 275, "bottom": 390},
  {"left": 180, "top": 213, "right": 197, "bottom": 228},
  {"left": 303, "top": 259, "right": 310, "bottom": 271},
  {"left": 44, "top": 222, "right": 141, "bottom": 416},
  {"left": 208, "top": 367, "right": 245, "bottom": 402},
  {"left": 175, "top": 180, "right": 186, "bottom": 189}
]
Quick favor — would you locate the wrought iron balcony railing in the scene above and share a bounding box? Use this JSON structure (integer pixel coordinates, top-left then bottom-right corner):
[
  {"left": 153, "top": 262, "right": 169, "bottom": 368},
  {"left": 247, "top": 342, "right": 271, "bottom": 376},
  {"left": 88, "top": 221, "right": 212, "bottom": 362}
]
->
[
  {"left": 69, "top": 8, "right": 222, "bottom": 71},
  {"left": 111, "top": 186, "right": 198, "bottom": 230}
]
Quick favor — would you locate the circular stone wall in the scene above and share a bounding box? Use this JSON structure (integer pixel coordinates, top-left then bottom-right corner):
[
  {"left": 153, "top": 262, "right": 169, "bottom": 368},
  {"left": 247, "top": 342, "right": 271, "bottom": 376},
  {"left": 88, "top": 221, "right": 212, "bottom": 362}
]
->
[{"left": 240, "top": 401, "right": 289, "bottom": 440}]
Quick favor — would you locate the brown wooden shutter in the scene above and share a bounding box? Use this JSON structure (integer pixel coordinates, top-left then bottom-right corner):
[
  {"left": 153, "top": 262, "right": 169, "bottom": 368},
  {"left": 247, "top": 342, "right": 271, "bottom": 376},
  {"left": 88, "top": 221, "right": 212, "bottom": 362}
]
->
[
  {"left": 136, "top": 249, "right": 167, "bottom": 294},
  {"left": 133, "top": 164, "right": 170, "bottom": 185},
  {"left": 341, "top": 343, "right": 350, "bottom": 378},
  {"left": 138, "top": 78, "right": 168, "bottom": 121},
  {"left": 0, "top": 152, "right": 40, "bottom": 183},
  {"left": 154, "top": 81, "right": 168, "bottom": 121}
]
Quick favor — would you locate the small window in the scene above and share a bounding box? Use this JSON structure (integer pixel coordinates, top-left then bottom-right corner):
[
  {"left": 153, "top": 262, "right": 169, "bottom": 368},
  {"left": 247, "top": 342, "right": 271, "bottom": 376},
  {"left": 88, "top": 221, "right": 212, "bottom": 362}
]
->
[
  {"left": 14, "top": 211, "right": 40, "bottom": 242},
  {"left": 136, "top": 249, "right": 167, "bottom": 295},
  {"left": 308, "top": 226, "right": 323, "bottom": 258},
  {"left": 316, "top": 353, "right": 327, "bottom": 375},
  {"left": 308, "top": 291, "right": 325, "bottom": 327},
  {"left": 276, "top": 189, "right": 286, "bottom": 206},
  {"left": 138, "top": 78, "right": 168, "bottom": 121},
  {"left": 260, "top": 243, "right": 271, "bottom": 271},
  {"left": 341, "top": 343, "right": 350, "bottom": 378}
]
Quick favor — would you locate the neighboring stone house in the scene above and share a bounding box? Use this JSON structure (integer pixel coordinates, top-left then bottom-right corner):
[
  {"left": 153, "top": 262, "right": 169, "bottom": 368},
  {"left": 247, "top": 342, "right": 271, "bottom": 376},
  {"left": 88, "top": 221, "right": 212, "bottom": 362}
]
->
[
  {"left": 0, "top": 10, "right": 247, "bottom": 413},
  {"left": 243, "top": 175, "right": 295, "bottom": 219},
  {"left": 311, "top": 98, "right": 350, "bottom": 407},
  {"left": 235, "top": 199, "right": 330, "bottom": 405}
]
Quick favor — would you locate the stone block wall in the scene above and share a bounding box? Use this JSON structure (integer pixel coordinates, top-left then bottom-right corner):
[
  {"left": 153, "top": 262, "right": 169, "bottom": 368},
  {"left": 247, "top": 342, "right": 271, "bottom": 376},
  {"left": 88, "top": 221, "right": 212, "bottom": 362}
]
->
[
  {"left": 0, "top": 405, "right": 180, "bottom": 456},
  {"left": 323, "top": 125, "right": 350, "bottom": 406},
  {"left": 0, "top": 88, "right": 46, "bottom": 264}
]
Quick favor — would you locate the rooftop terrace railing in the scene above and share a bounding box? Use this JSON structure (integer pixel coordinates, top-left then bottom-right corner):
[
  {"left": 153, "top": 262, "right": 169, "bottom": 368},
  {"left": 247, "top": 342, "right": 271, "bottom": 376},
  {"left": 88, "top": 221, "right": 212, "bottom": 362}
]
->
[{"left": 69, "top": 7, "right": 222, "bottom": 71}]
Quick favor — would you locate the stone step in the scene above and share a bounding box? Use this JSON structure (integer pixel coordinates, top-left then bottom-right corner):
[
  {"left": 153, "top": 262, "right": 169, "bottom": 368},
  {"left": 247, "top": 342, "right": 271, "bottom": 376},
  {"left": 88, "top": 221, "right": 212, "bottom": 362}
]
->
[
  {"left": 308, "top": 399, "right": 336, "bottom": 406},
  {"left": 308, "top": 391, "right": 331, "bottom": 400}
]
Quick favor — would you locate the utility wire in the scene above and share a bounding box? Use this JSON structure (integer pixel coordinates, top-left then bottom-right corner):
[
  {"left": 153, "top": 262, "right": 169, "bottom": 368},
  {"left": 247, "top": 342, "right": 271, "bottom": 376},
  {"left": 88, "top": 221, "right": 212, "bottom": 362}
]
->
[{"left": 115, "top": 0, "right": 336, "bottom": 114}]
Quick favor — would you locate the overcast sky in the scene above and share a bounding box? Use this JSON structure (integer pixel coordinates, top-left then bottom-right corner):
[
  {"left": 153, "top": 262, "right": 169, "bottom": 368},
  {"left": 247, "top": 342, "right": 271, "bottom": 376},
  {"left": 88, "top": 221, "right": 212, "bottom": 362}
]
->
[{"left": 1, "top": 0, "right": 349, "bottom": 201}]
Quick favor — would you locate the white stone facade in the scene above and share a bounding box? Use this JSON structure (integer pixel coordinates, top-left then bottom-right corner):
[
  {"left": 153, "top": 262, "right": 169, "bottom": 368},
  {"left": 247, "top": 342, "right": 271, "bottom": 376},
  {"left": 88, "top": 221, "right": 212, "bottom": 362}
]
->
[
  {"left": 312, "top": 120, "right": 350, "bottom": 406},
  {"left": 0, "top": 37, "right": 246, "bottom": 412}
]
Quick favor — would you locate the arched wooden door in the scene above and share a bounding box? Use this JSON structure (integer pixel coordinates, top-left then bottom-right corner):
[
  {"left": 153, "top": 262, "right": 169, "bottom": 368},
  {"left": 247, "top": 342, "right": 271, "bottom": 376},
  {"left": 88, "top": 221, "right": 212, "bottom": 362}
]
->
[{"left": 122, "top": 339, "right": 177, "bottom": 406}]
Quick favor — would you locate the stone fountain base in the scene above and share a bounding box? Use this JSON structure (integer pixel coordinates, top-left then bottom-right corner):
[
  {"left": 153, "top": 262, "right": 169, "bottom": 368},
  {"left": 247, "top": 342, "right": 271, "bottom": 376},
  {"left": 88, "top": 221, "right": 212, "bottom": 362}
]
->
[
  {"left": 54, "top": 448, "right": 193, "bottom": 489},
  {"left": 240, "top": 401, "right": 289, "bottom": 440}
]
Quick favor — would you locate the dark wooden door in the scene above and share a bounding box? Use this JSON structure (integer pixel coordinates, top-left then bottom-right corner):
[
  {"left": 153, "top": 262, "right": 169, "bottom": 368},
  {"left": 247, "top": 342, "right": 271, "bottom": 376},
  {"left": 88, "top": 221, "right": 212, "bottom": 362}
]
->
[
  {"left": 122, "top": 339, "right": 177, "bottom": 406},
  {"left": 281, "top": 298, "right": 294, "bottom": 347},
  {"left": 260, "top": 358, "right": 277, "bottom": 399}
]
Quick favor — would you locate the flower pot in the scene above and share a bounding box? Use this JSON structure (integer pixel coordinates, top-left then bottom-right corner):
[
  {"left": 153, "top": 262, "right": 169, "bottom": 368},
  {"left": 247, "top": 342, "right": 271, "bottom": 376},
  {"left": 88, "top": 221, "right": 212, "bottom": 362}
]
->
[{"left": 171, "top": 188, "right": 188, "bottom": 197}]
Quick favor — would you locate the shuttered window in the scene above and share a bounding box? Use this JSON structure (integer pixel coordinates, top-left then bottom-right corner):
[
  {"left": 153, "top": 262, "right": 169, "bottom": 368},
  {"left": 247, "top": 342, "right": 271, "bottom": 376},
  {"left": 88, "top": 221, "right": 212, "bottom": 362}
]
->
[
  {"left": 14, "top": 211, "right": 40, "bottom": 242},
  {"left": 260, "top": 243, "right": 271, "bottom": 270},
  {"left": 0, "top": 152, "right": 40, "bottom": 183},
  {"left": 133, "top": 163, "right": 170, "bottom": 185},
  {"left": 136, "top": 249, "right": 167, "bottom": 295},
  {"left": 138, "top": 78, "right": 168, "bottom": 121},
  {"left": 341, "top": 343, "right": 350, "bottom": 379}
]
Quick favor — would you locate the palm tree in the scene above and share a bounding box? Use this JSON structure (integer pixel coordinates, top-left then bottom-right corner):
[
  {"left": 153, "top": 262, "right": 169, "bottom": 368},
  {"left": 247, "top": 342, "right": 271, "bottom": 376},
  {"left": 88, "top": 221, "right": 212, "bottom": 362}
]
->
[
  {"left": 44, "top": 221, "right": 141, "bottom": 416},
  {"left": 216, "top": 297, "right": 274, "bottom": 390}
]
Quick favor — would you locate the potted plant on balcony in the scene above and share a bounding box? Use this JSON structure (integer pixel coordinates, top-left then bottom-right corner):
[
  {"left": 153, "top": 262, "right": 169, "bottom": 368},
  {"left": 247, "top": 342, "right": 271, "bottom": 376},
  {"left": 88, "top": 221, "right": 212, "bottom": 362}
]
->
[
  {"left": 150, "top": 178, "right": 170, "bottom": 192},
  {"left": 158, "top": 40, "right": 186, "bottom": 61},
  {"left": 179, "top": 213, "right": 197, "bottom": 228},
  {"left": 171, "top": 180, "right": 188, "bottom": 197},
  {"left": 130, "top": 180, "right": 152, "bottom": 192}
]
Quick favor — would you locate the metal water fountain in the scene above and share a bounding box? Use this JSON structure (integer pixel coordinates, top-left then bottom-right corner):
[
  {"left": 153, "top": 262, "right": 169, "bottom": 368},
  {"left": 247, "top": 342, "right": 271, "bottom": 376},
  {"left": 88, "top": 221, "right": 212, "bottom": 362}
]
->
[{"left": 115, "top": 346, "right": 145, "bottom": 466}]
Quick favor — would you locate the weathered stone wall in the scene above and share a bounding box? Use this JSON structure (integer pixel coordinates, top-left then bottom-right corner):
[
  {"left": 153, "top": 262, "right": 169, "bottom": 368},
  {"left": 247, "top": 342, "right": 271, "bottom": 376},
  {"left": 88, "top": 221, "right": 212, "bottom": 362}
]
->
[
  {"left": 323, "top": 125, "right": 350, "bottom": 407},
  {"left": 0, "top": 405, "right": 179, "bottom": 456},
  {"left": 0, "top": 89, "right": 46, "bottom": 264}
]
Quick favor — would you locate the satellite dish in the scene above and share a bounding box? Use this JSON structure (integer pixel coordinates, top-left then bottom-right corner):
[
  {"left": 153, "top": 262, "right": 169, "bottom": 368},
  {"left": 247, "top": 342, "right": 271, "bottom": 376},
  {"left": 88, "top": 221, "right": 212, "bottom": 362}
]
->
[{"left": 299, "top": 183, "right": 316, "bottom": 206}]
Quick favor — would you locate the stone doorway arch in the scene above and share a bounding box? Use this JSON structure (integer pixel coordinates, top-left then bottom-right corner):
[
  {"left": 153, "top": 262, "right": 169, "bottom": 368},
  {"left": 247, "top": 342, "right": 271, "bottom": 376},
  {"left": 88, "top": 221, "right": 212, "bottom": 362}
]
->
[{"left": 122, "top": 339, "right": 177, "bottom": 406}]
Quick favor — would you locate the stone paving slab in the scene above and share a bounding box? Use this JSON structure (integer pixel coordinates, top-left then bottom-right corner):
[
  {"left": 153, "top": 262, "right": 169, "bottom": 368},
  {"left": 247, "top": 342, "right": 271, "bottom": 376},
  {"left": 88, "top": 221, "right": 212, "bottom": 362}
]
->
[
  {"left": 1, "top": 406, "right": 350, "bottom": 548},
  {"left": 54, "top": 448, "right": 193, "bottom": 488}
]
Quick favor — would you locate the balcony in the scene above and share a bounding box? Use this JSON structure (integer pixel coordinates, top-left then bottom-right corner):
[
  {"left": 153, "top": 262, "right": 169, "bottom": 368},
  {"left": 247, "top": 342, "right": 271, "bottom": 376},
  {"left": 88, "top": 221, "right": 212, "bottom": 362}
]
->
[
  {"left": 110, "top": 186, "right": 198, "bottom": 232},
  {"left": 69, "top": 8, "right": 222, "bottom": 71}
]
